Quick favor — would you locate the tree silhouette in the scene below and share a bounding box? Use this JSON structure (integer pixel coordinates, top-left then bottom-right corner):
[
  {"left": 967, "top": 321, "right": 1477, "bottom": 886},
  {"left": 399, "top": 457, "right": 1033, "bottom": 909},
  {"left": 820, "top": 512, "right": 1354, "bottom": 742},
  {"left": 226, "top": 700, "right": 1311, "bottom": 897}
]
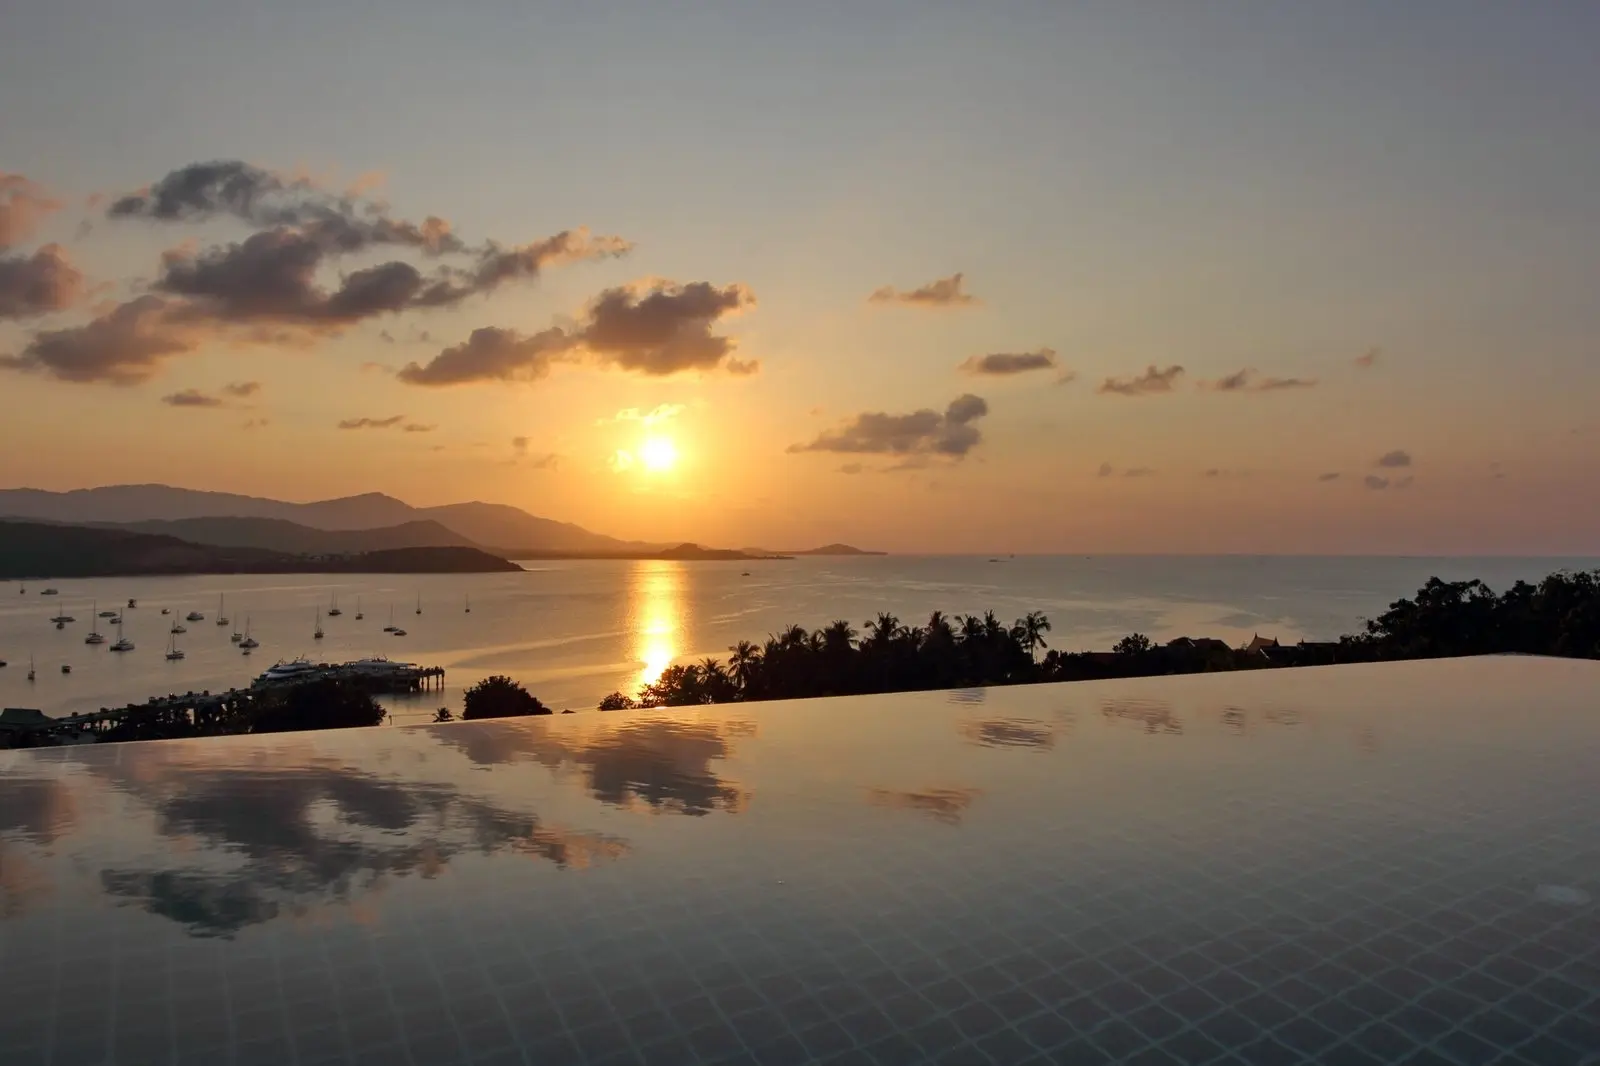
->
[{"left": 463, "top": 675, "right": 550, "bottom": 719}]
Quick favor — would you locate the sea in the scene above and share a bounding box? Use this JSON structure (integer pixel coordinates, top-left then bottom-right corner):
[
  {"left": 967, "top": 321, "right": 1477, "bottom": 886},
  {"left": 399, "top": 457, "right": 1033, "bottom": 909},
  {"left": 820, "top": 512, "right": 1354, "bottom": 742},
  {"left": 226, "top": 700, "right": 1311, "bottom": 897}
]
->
[{"left": 2, "top": 555, "right": 1595, "bottom": 725}]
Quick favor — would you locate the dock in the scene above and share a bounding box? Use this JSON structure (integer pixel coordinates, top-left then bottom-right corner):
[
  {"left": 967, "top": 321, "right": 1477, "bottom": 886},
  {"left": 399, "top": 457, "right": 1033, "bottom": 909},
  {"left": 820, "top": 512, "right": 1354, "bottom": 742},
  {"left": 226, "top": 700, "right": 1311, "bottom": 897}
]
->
[{"left": 1, "top": 660, "right": 446, "bottom": 746}]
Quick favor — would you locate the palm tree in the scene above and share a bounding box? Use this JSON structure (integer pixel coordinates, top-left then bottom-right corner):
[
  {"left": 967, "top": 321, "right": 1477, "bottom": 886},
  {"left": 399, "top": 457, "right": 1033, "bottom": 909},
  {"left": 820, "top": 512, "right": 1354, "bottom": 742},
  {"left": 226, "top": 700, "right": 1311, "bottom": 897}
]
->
[
  {"left": 1014, "top": 611, "right": 1052, "bottom": 660},
  {"left": 727, "top": 640, "right": 762, "bottom": 691}
]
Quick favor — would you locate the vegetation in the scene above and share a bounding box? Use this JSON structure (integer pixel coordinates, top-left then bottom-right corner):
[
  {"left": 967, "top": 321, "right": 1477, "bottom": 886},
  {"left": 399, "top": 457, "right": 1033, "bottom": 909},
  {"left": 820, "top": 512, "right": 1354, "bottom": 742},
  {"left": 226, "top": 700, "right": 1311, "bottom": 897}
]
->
[
  {"left": 250, "top": 679, "right": 387, "bottom": 733},
  {"left": 462, "top": 675, "right": 550, "bottom": 720}
]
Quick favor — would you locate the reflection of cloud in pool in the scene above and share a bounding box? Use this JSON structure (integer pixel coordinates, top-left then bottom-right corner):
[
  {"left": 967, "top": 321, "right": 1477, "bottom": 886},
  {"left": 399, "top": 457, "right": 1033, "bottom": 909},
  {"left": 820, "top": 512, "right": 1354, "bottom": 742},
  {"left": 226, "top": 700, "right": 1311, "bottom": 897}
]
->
[
  {"left": 1102, "top": 698, "right": 1183, "bottom": 734},
  {"left": 866, "top": 786, "right": 983, "bottom": 825},
  {"left": 959, "top": 717, "right": 1054, "bottom": 750}
]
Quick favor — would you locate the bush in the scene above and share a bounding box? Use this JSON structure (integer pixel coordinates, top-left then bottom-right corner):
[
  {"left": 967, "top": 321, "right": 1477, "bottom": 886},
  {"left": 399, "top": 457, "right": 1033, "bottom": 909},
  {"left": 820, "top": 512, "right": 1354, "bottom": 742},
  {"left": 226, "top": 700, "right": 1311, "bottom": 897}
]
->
[
  {"left": 251, "top": 679, "right": 386, "bottom": 734},
  {"left": 462, "top": 675, "right": 550, "bottom": 720}
]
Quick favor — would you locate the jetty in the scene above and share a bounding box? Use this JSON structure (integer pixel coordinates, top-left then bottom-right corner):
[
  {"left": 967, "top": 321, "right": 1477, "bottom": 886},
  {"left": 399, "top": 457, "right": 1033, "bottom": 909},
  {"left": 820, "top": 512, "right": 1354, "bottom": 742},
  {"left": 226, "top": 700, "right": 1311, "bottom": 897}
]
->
[{"left": 0, "top": 659, "right": 445, "bottom": 747}]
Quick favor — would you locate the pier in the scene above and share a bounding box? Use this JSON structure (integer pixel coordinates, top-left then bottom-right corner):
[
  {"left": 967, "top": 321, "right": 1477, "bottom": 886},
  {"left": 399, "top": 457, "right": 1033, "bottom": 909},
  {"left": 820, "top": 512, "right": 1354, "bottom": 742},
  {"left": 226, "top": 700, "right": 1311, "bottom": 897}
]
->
[{"left": 1, "top": 660, "right": 446, "bottom": 746}]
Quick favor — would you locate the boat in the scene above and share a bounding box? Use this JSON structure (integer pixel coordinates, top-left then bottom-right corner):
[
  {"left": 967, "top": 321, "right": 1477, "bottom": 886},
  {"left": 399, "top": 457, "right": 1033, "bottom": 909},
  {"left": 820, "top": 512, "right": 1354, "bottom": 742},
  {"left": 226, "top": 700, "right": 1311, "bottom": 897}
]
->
[
  {"left": 85, "top": 603, "right": 105, "bottom": 645},
  {"left": 230, "top": 627, "right": 242, "bottom": 644},
  {"left": 99, "top": 610, "right": 118, "bottom": 618},
  {"left": 257, "top": 658, "right": 319, "bottom": 683},
  {"left": 28, "top": 655, "right": 36, "bottom": 681},
  {"left": 60, "top": 663, "right": 70, "bottom": 674},
  {"left": 383, "top": 605, "right": 397, "bottom": 633},
  {"left": 109, "top": 617, "right": 134, "bottom": 652},
  {"left": 55, "top": 619, "right": 64, "bottom": 630},
  {"left": 165, "top": 633, "right": 185, "bottom": 661},
  {"left": 186, "top": 609, "right": 204, "bottom": 622},
  {"left": 314, "top": 608, "right": 324, "bottom": 640},
  {"left": 392, "top": 628, "right": 408, "bottom": 637},
  {"left": 355, "top": 596, "right": 364, "bottom": 621},
  {"left": 160, "top": 608, "right": 170, "bottom": 615},
  {"left": 327, "top": 594, "right": 342, "bottom": 618},
  {"left": 170, "top": 620, "right": 187, "bottom": 634},
  {"left": 50, "top": 609, "right": 75, "bottom": 624},
  {"left": 239, "top": 618, "right": 259, "bottom": 650},
  {"left": 415, "top": 593, "right": 422, "bottom": 616},
  {"left": 741, "top": 571, "right": 751, "bottom": 577},
  {"left": 127, "top": 598, "right": 137, "bottom": 609},
  {"left": 464, "top": 593, "right": 470, "bottom": 614},
  {"left": 216, "top": 594, "right": 229, "bottom": 626},
  {"left": 41, "top": 588, "right": 58, "bottom": 596}
]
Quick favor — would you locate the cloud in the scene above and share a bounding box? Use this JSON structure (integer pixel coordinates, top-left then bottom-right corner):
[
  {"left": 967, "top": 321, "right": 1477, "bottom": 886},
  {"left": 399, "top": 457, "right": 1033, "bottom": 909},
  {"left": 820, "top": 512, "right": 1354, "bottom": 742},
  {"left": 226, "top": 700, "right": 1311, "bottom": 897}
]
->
[
  {"left": 1354, "top": 347, "right": 1381, "bottom": 369},
  {"left": 1098, "top": 364, "right": 1185, "bottom": 396},
  {"left": 1396, "top": 476, "right": 1414, "bottom": 489},
  {"left": 1318, "top": 472, "right": 1342, "bottom": 482},
  {"left": 789, "top": 394, "right": 988, "bottom": 460},
  {"left": 337, "top": 414, "right": 406, "bottom": 430},
  {"left": 0, "top": 244, "right": 85, "bottom": 320},
  {"left": 401, "top": 422, "right": 435, "bottom": 433},
  {"left": 868, "top": 273, "right": 979, "bottom": 308},
  {"left": 242, "top": 418, "right": 269, "bottom": 430},
  {"left": 396, "top": 326, "right": 573, "bottom": 386},
  {"left": 959, "top": 348, "right": 1056, "bottom": 376},
  {"left": 0, "top": 295, "right": 198, "bottom": 384},
  {"left": 1123, "top": 467, "right": 1157, "bottom": 478},
  {"left": 865, "top": 786, "right": 983, "bottom": 826},
  {"left": 580, "top": 280, "right": 755, "bottom": 375},
  {"left": 1097, "top": 462, "right": 1114, "bottom": 478},
  {"left": 608, "top": 449, "right": 635, "bottom": 473},
  {"left": 1374, "top": 449, "right": 1412, "bottom": 469},
  {"left": 605, "top": 403, "right": 683, "bottom": 427},
  {"left": 0, "top": 173, "right": 63, "bottom": 249},
  {"left": 161, "top": 388, "right": 224, "bottom": 408},
  {"left": 223, "top": 380, "right": 260, "bottom": 397},
  {"left": 1364, "top": 475, "right": 1390, "bottom": 490},
  {"left": 838, "top": 463, "right": 864, "bottom": 475},
  {"left": 1200, "top": 368, "right": 1318, "bottom": 392},
  {"left": 509, "top": 438, "right": 560, "bottom": 469}
]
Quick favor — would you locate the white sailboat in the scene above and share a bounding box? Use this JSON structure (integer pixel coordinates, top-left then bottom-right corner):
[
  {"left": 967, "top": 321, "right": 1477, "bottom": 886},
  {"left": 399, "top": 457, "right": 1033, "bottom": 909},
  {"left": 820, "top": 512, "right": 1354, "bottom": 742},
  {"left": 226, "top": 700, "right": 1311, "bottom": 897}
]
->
[
  {"left": 216, "top": 593, "right": 229, "bottom": 626},
  {"left": 166, "top": 632, "right": 185, "bottom": 661},
  {"left": 355, "top": 596, "right": 364, "bottom": 621},
  {"left": 314, "top": 608, "right": 325, "bottom": 640},
  {"left": 170, "top": 618, "right": 187, "bottom": 634},
  {"left": 27, "top": 654, "right": 36, "bottom": 682},
  {"left": 328, "top": 594, "right": 342, "bottom": 618},
  {"left": 383, "top": 605, "right": 397, "bottom": 633},
  {"left": 110, "top": 616, "right": 134, "bottom": 652},
  {"left": 464, "top": 593, "right": 471, "bottom": 614},
  {"left": 415, "top": 592, "right": 422, "bottom": 616},
  {"left": 85, "top": 601, "right": 105, "bottom": 645},
  {"left": 239, "top": 617, "right": 258, "bottom": 651}
]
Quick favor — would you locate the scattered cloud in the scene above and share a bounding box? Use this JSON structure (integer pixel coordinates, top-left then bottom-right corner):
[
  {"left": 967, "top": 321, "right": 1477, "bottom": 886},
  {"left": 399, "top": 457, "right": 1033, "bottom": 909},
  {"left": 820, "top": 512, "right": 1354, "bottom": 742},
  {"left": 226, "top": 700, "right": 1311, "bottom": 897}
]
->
[
  {"left": 838, "top": 463, "right": 864, "bottom": 475},
  {"left": 1123, "top": 467, "right": 1157, "bottom": 478},
  {"left": 161, "top": 388, "right": 224, "bottom": 408},
  {"left": 580, "top": 280, "right": 755, "bottom": 375},
  {"left": 604, "top": 403, "right": 683, "bottom": 427},
  {"left": 608, "top": 449, "right": 635, "bottom": 473},
  {"left": 789, "top": 394, "right": 989, "bottom": 460},
  {"left": 396, "top": 326, "right": 573, "bottom": 386},
  {"left": 508, "top": 437, "right": 560, "bottom": 468},
  {"left": 401, "top": 422, "right": 435, "bottom": 433},
  {"left": 1055, "top": 369, "right": 1079, "bottom": 386},
  {"left": 1318, "top": 472, "right": 1342, "bottom": 482},
  {"left": 1099, "top": 463, "right": 1156, "bottom": 478},
  {"left": 1099, "top": 364, "right": 1185, "bottom": 396},
  {"left": 959, "top": 348, "right": 1056, "bottom": 376},
  {"left": 865, "top": 786, "right": 983, "bottom": 826},
  {"left": 1200, "top": 368, "right": 1318, "bottom": 392},
  {"left": 867, "top": 272, "right": 979, "bottom": 308},
  {"left": 0, "top": 244, "right": 85, "bottom": 320},
  {"left": 1364, "top": 475, "right": 1390, "bottom": 490},
  {"left": 0, "top": 295, "right": 199, "bottom": 384},
  {"left": 241, "top": 418, "right": 269, "bottom": 430},
  {"left": 223, "top": 380, "right": 260, "bottom": 397},
  {"left": 0, "top": 173, "right": 63, "bottom": 249},
  {"left": 337, "top": 414, "right": 406, "bottom": 430},
  {"left": 1354, "top": 347, "right": 1381, "bottom": 369},
  {"left": 1097, "top": 462, "right": 1114, "bottom": 478},
  {"left": 1374, "top": 450, "right": 1412, "bottom": 469},
  {"left": 1396, "top": 476, "right": 1414, "bottom": 489}
]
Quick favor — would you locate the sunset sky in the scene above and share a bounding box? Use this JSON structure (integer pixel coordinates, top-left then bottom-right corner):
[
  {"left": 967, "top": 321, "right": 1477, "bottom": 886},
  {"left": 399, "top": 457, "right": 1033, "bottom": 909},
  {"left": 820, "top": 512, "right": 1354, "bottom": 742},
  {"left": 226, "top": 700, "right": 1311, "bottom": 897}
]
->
[{"left": 2, "top": 2, "right": 1598, "bottom": 554}]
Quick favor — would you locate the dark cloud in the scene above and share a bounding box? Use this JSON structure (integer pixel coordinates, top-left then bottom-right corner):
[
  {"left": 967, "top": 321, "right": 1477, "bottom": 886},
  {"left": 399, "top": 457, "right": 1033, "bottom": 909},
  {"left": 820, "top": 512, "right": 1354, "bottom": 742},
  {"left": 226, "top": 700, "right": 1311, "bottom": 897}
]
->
[
  {"left": 580, "top": 280, "right": 755, "bottom": 375},
  {"left": 401, "top": 422, "right": 435, "bottom": 433},
  {"left": 223, "top": 381, "right": 260, "bottom": 397},
  {"left": 1374, "top": 449, "right": 1412, "bottom": 469},
  {"left": 1124, "top": 467, "right": 1156, "bottom": 478},
  {"left": 1354, "top": 347, "right": 1381, "bottom": 369},
  {"left": 959, "top": 348, "right": 1057, "bottom": 376},
  {"left": 838, "top": 463, "right": 864, "bottom": 475},
  {"left": 337, "top": 414, "right": 406, "bottom": 430},
  {"left": 0, "top": 295, "right": 196, "bottom": 384},
  {"left": 161, "top": 388, "right": 224, "bottom": 408},
  {"left": 1318, "top": 472, "right": 1342, "bottom": 482},
  {"left": 1098, "top": 462, "right": 1114, "bottom": 477},
  {"left": 397, "top": 326, "right": 573, "bottom": 386},
  {"left": 470, "top": 229, "right": 632, "bottom": 289},
  {"left": 1099, "top": 364, "right": 1185, "bottom": 396},
  {"left": 789, "top": 394, "right": 988, "bottom": 460},
  {"left": 867, "top": 272, "right": 979, "bottom": 308},
  {"left": 0, "top": 173, "right": 63, "bottom": 249},
  {"left": 0, "top": 244, "right": 84, "bottom": 320},
  {"left": 1201, "top": 368, "right": 1319, "bottom": 392},
  {"left": 1364, "top": 475, "right": 1390, "bottom": 490}
]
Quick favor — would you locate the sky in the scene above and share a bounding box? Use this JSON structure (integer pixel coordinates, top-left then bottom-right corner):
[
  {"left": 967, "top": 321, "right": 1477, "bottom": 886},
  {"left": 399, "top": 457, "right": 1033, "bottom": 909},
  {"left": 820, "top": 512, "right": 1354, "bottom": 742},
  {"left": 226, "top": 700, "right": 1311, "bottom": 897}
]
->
[{"left": 2, "top": 1, "right": 1598, "bottom": 554}]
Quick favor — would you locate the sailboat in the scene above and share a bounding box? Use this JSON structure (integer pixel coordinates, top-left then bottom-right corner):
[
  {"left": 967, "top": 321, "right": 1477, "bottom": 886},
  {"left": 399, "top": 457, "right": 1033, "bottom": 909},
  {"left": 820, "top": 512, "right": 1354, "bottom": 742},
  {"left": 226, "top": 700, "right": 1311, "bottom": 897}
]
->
[
  {"left": 170, "top": 618, "right": 187, "bottom": 634},
  {"left": 50, "top": 604, "right": 75, "bottom": 624},
  {"left": 328, "top": 594, "right": 342, "bottom": 618},
  {"left": 464, "top": 593, "right": 471, "bottom": 614},
  {"left": 166, "top": 632, "right": 185, "bottom": 661},
  {"left": 383, "top": 605, "right": 397, "bottom": 633},
  {"left": 27, "top": 655, "right": 36, "bottom": 682},
  {"left": 110, "top": 616, "right": 134, "bottom": 652},
  {"left": 85, "top": 601, "right": 105, "bottom": 645},
  {"left": 355, "top": 596, "right": 364, "bottom": 621},
  {"left": 314, "top": 608, "right": 325, "bottom": 640},
  {"left": 216, "top": 593, "right": 229, "bottom": 626},
  {"left": 415, "top": 592, "right": 422, "bottom": 616},
  {"left": 239, "top": 617, "right": 259, "bottom": 651}
]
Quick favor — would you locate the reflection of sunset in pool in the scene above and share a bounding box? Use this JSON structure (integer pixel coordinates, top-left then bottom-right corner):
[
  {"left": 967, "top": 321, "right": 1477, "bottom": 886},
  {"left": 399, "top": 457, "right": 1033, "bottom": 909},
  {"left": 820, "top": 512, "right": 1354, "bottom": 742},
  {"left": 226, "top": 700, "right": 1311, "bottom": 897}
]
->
[{"left": 630, "top": 560, "right": 685, "bottom": 694}]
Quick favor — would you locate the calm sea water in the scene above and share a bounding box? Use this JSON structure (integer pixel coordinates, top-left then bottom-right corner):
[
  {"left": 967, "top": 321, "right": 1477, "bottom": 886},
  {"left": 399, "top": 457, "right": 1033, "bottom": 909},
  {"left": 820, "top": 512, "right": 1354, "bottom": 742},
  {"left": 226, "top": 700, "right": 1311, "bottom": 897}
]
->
[{"left": 1, "top": 555, "right": 1594, "bottom": 724}]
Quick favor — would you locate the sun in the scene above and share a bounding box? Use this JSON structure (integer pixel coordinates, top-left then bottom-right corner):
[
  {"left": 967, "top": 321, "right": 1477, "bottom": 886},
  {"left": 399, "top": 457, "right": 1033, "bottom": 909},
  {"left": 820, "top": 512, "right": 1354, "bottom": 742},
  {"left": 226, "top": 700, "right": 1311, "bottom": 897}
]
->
[{"left": 639, "top": 436, "right": 679, "bottom": 472}]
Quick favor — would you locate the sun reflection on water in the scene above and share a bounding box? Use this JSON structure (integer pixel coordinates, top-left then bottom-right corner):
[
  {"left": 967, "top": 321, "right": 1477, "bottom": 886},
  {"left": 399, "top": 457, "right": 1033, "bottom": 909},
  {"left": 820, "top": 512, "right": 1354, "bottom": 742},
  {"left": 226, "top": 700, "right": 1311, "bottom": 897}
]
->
[{"left": 630, "top": 560, "right": 686, "bottom": 694}]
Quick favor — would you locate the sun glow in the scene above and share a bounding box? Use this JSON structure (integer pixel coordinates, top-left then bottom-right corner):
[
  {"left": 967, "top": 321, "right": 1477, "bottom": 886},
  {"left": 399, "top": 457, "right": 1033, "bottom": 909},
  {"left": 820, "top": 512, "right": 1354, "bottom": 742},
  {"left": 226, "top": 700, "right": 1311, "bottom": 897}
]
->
[{"left": 639, "top": 436, "right": 679, "bottom": 472}]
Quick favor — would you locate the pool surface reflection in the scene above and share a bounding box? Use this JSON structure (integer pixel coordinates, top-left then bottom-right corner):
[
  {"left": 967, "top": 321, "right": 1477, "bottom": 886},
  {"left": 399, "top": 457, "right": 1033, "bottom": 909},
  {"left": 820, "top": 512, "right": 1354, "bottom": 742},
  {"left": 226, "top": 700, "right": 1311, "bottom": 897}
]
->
[{"left": 1, "top": 656, "right": 1596, "bottom": 1065}]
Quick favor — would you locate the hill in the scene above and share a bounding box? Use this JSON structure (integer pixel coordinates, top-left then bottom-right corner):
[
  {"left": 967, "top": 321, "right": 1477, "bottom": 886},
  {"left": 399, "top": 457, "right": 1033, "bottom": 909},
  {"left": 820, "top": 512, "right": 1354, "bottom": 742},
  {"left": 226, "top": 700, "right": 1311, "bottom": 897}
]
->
[
  {"left": 0, "top": 484, "right": 643, "bottom": 553},
  {"left": 106, "top": 516, "right": 478, "bottom": 554},
  {"left": 742, "top": 543, "right": 886, "bottom": 556},
  {"left": 0, "top": 521, "right": 521, "bottom": 578}
]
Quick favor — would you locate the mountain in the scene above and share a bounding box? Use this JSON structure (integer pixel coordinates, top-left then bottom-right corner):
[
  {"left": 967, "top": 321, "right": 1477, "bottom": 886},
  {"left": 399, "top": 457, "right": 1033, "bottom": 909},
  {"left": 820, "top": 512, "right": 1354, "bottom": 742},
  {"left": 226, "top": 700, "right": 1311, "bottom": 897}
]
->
[
  {"left": 106, "top": 517, "right": 478, "bottom": 554},
  {"left": 0, "top": 521, "right": 520, "bottom": 578},
  {"left": 741, "top": 543, "right": 886, "bottom": 556},
  {"left": 0, "top": 484, "right": 643, "bottom": 553}
]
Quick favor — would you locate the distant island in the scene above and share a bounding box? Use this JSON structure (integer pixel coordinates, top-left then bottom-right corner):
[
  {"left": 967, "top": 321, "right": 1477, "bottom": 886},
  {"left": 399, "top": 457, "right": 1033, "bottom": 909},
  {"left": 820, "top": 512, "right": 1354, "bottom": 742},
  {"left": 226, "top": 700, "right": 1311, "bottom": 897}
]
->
[
  {"left": 0, "top": 521, "right": 521, "bottom": 578},
  {"left": 506, "top": 543, "right": 790, "bottom": 562},
  {"left": 787, "top": 543, "right": 886, "bottom": 556}
]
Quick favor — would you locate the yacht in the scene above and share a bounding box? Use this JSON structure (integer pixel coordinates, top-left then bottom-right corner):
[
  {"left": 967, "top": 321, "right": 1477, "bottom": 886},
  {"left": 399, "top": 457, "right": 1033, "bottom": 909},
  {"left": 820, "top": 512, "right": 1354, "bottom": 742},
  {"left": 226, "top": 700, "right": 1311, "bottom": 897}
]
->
[
  {"left": 230, "top": 627, "right": 243, "bottom": 644},
  {"left": 313, "top": 608, "right": 325, "bottom": 640},
  {"left": 383, "top": 605, "right": 397, "bottom": 633},
  {"left": 239, "top": 618, "right": 259, "bottom": 651},
  {"left": 85, "top": 604, "right": 106, "bottom": 645},
  {"left": 165, "top": 633, "right": 185, "bottom": 661},
  {"left": 257, "top": 658, "right": 319, "bottom": 683},
  {"left": 110, "top": 617, "right": 134, "bottom": 653},
  {"left": 216, "top": 594, "right": 229, "bottom": 626},
  {"left": 50, "top": 608, "right": 75, "bottom": 624},
  {"left": 161, "top": 607, "right": 170, "bottom": 615},
  {"left": 327, "top": 594, "right": 342, "bottom": 618},
  {"left": 186, "top": 609, "right": 205, "bottom": 622},
  {"left": 60, "top": 663, "right": 71, "bottom": 674},
  {"left": 41, "top": 588, "right": 59, "bottom": 596},
  {"left": 170, "top": 620, "right": 187, "bottom": 634}
]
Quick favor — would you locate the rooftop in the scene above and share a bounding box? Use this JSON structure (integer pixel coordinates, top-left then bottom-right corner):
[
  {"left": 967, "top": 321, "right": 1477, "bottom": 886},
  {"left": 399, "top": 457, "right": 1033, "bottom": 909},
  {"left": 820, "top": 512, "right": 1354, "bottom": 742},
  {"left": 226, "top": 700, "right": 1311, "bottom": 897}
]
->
[{"left": 1, "top": 656, "right": 1596, "bottom": 1065}]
